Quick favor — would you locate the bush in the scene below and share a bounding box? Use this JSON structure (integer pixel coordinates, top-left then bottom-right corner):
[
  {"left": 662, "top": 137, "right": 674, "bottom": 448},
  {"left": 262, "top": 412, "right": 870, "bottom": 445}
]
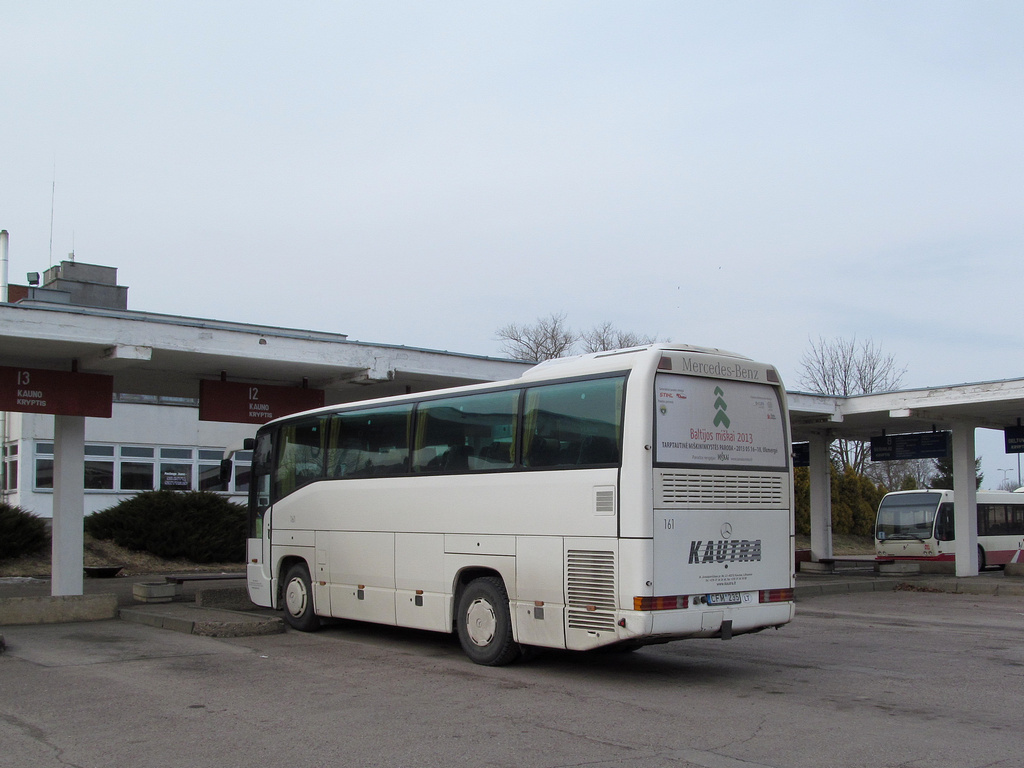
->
[
  {"left": 85, "top": 491, "right": 246, "bottom": 563},
  {"left": 793, "top": 464, "right": 887, "bottom": 537},
  {"left": 0, "top": 503, "right": 50, "bottom": 560}
]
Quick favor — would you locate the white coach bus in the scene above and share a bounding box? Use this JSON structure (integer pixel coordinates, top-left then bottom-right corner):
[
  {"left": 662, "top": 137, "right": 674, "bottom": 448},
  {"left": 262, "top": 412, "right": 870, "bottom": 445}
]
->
[{"left": 243, "top": 344, "right": 795, "bottom": 664}]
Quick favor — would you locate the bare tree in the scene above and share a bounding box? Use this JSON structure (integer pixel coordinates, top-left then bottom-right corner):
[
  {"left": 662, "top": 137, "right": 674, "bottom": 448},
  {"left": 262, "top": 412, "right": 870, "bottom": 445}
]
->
[
  {"left": 798, "top": 336, "right": 906, "bottom": 473},
  {"left": 798, "top": 336, "right": 905, "bottom": 398},
  {"left": 579, "top": 322, "right": 656, "bottom": 353},
  {"left": 496, "top": 315, "right": 659, "bottom": 361},
  {"left": 496, "top": 312, "right": 578, "bottom": 362},
  {"left": 865, "top": 456, "right": 934, "bottom": 491}
]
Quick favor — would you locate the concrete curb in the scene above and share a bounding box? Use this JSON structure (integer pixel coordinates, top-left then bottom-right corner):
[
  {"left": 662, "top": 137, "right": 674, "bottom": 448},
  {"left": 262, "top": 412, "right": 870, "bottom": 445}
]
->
[
  {"left": 795, "top": 573, "right": 1024, "bottom": 600},
  {"left": 0, "top": 594, "right": 119, "bottom": 625},
  {"left": 795, "top": 579, "right": 900, "bottom": 599},
  {"left": 892, "top": 577, "right": 1024, "bottom": 597}
]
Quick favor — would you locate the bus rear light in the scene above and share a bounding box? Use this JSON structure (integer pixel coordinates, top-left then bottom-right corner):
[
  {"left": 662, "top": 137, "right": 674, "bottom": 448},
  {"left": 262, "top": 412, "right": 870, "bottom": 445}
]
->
[
  {"left": 658, "top": 356, "right": 673, "bottom": 370},
  {"left": 758, "top": 588, "right": 794, "bottom": 603},
  {"left": 634, "top": 595, "right": 689, "bottom": 611}
]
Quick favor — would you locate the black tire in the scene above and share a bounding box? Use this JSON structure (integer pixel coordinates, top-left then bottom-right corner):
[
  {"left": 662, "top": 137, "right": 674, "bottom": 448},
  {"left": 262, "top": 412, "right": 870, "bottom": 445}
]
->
[
  {"left": 281, "top": 563, "right": 320, "bottom": 632},
  {"left": 456, "top": 577, "right": 520, "bottom": 666},
  {"left": 978, "top": 545, "right": 987, "bottom": 571}
]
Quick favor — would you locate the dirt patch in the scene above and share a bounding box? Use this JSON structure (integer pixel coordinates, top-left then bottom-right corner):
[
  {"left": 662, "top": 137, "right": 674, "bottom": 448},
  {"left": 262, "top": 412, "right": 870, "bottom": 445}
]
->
[
  {"left": 894, "top": 582, "right": 946, "bottom": 593},
  {"left": 794, "top": 534, "right": 874, "bottom": 555},
  {"left": 0, "top": 534, "right": 243, "bottom": 578}
]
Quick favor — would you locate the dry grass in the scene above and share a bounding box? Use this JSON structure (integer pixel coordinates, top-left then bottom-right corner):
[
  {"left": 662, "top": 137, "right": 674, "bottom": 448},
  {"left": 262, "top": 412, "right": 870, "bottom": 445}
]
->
[
  {"left": 0, "top": 534, "right": 243, "bottom": 578},
  {"left": 795, "top": 533, "right": 874, "bottom": 555}
]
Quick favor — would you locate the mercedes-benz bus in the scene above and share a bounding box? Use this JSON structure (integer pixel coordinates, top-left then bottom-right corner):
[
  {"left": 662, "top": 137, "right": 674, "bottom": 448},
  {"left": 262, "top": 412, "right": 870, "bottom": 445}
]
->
[{"left": 243, "top": 344, "right": 795, "bottom": 664}]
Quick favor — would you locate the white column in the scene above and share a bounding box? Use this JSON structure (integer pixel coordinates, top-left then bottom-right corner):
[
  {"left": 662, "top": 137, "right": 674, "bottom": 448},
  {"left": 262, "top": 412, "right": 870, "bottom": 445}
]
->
[
  {"left": 808, "top": 434, "right": 833, "bottom": 561},
  {"left": 52, "top": 414, "right": 85, "bottom": 596},
  {"left": 951, "top": 424, "right": 979, "bottom": 577}
]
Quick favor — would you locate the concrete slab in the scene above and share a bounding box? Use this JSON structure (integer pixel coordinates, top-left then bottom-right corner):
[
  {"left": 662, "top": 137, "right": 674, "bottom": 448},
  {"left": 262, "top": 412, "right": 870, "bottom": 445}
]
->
[
  {"left": 119, "top": 603, "right": 284, "bottom": 637},
  {"left": 194, "top": 585, "right": 258, "bottom": 610},
  {"left": 878, "top": 561, "right": 921, "bottom": 575},
  {"left": 0, "top": 593, "right": 118, "bottom": 625}
]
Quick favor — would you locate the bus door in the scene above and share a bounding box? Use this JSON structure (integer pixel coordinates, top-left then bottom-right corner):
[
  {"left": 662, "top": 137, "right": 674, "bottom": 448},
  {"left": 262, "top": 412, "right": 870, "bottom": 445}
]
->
[{"left": 246, "top": 431, "right": 275, "bottom": 608}]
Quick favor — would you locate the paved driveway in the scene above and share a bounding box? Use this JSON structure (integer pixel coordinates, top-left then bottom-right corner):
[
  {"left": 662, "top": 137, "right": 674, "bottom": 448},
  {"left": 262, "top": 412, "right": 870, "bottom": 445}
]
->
[{"left": 2, "top": 588, "right": 1021, "bottom": 768}]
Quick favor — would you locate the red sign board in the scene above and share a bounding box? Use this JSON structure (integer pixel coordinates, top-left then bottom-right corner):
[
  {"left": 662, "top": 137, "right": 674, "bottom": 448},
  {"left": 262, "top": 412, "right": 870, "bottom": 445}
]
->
[
  {"left": 199, "top": 380, "right": 325, "bottom": 425},
  {"left": 0, "top": 366, "right": 113, "bottom": 418}
]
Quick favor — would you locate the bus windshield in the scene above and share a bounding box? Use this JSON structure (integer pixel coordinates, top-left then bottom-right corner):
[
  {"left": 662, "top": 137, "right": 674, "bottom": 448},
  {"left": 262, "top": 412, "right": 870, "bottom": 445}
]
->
[{"left": 875, "top": 492, "right": 941, "bottom": 540}]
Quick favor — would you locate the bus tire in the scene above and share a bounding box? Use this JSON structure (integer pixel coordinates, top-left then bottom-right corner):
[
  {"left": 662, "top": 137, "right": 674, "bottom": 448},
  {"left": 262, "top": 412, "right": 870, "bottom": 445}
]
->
[
  {"left": 978, "top": 545, "right": 987, "bottom": 570},
  {"left": 282, "top": 563, "right": 320, "bottom": 632},
  {"left": 456, "top": 577, "right": 520, "bottom": 666}
]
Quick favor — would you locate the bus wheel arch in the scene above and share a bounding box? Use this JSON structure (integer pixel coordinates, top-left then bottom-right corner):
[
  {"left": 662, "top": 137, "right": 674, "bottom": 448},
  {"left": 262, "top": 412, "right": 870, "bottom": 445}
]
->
[
  {"left": 454, "top": 574, "right": 521, "bottom": 666},
  {"left": 280, "top": 559, "right": 320, "bottom": 632}
]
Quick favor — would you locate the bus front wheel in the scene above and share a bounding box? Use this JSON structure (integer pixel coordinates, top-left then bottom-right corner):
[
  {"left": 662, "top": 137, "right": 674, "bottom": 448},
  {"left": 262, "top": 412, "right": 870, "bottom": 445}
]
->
[
  {"left": 456, "top": 577, "right": 520, "bottom": 666},
  {"left": 282, "top": 563, "right": 320, "bottom": 632}
]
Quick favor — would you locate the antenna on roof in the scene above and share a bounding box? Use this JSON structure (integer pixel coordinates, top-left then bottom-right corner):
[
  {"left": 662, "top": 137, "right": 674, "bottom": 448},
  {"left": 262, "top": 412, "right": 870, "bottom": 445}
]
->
[{"left": 49, "top": 163, "right": 56, "bottom": 267}]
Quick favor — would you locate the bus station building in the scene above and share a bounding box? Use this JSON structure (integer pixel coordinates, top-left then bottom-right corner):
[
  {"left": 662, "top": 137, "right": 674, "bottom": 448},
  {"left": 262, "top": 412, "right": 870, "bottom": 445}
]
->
[{"left": 2, "top": 258, "right": 1023, "bottom": 594}]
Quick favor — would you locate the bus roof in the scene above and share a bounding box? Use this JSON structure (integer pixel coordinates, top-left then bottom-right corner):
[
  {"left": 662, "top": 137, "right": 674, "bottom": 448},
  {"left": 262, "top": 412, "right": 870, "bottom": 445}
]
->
[{"left": 258, "top": 343, "right": 766, "bottom": 430}]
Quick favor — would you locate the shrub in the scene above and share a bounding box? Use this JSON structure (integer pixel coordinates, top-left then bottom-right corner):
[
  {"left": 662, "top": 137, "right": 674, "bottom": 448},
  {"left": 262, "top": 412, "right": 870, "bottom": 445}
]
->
[
  {"left": 0, "top": 503, "right": 50, "bottom": 560},
  {"left": 85, "top": 491, "right": 246, "bottom": 563}
]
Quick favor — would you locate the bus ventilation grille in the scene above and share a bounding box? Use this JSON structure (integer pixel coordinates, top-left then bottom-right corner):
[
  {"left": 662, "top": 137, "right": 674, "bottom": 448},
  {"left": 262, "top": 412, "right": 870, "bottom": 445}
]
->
[
  {"left": 566, "top": 549, "right": 617, "bottom": 633},
  {"left": 658, "top": 471, "right": 785, "bottom": 508}
]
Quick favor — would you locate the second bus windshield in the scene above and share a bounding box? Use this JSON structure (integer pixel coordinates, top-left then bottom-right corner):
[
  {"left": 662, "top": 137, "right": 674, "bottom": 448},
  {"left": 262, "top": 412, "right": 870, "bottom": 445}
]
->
[{"left": 875, "top": 492, "right": 941, "bottom": 540}]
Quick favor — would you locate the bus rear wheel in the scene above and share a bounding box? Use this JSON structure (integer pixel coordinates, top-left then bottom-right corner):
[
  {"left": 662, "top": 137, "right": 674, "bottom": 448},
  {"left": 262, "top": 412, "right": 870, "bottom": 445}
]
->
[
  {"left": 456, "top": 577, "right": 521, "bottom": 666},
  {"left": 282, "top": 563, "right": 320, "bottom": 632}
]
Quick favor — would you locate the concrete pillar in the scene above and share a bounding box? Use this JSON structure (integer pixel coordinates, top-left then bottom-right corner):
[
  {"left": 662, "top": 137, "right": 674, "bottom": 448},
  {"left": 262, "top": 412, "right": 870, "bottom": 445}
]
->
[
  {"left": 808, "top": 434, "right": 833, "bottom": 561},
  {"left": 52, "top": 415, "right": 85, "bottom": 596},
  {"left": 951, "top": 424, "right": 979, "bottom": 577}
]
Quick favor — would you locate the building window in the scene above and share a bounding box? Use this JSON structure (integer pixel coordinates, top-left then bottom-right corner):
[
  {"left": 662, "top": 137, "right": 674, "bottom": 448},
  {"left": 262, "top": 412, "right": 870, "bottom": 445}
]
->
[
  {"left": 2, "top": 443, "right": 17, "bottom": 492},
  {"left": 198, "top": 449, "right": 225, "bottom": 492},
  {"left": 233, "top": 451, "right": 252, "bottom": 494},
  {"left": 120, "top": 446, "right": 155, "bottom": 491},
  {"left": 160, "top": 448, "right": 193, "bottom": 491},
  {"left": 121, "top": 463, "right": 155, "bottom": 491},
  {"left": 35, "top": 443, "right": 54, "bottom": 490},
  {"left": 29, "top": 441, "right": 250, "bottom": 495},
  {"left": 84, "top": 445, "right": 115, "bottom": 490}
]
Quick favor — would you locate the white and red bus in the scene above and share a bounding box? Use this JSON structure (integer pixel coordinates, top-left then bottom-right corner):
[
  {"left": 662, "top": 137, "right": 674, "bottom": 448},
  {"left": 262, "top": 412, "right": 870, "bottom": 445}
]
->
[
  {"left": 875, "top": 489, "right": 1024, "bottom": 568},
  {"left": 243, "top": 344, "right": 795, "bottom": 664}
]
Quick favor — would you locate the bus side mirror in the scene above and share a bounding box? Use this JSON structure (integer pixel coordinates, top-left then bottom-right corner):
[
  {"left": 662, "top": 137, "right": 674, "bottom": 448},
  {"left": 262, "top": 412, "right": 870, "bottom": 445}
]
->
[
  {"left": 220, "top": 459, "right": 233, "bottom": 483},
  {"left": 243, "top": 438, "right": 255, "bottom": 450}
]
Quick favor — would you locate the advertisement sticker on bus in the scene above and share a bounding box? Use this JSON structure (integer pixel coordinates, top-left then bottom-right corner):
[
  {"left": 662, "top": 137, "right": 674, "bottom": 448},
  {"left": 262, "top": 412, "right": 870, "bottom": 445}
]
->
[{"left": 654, "top": 374, "right": 787, "bottom": 469}]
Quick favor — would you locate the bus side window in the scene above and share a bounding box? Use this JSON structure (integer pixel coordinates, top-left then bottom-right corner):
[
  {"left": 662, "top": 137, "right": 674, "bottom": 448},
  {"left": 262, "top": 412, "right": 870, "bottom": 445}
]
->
[
  {"left": 523, "top": 377, "right": 624, "bottom": 469},
  {"left": 273, "top": 417, "right": 328, "bottom": 499},
  {"left": 412, "top": 391, "right": 517, "bottom": 474},
  {"left": 328, "top": 404, "right": 412, "bottom": 479},
  {"left": 935, "top": 503, "right": 955, "bottom": 541}
]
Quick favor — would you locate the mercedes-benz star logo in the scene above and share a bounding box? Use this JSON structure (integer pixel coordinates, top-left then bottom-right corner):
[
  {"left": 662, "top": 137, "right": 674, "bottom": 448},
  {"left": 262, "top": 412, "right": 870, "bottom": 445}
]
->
[{"left": 720, "top": 522, "right": 733, "bottom": 539}]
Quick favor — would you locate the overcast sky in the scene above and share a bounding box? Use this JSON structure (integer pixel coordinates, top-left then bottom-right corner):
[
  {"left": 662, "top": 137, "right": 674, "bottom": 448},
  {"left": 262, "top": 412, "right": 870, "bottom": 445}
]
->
[{"left": 3, "top": 2, "right": 1023, "bottom": 483}]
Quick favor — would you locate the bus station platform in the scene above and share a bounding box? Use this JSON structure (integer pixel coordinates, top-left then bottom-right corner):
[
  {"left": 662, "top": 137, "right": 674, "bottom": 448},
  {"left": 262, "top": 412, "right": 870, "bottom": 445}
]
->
[
  {"left": 0, "top": 573, "right": 284, "bottom": 639},
  {"left": 2, "top": 565, "right": 1023, "bottom": 643}
]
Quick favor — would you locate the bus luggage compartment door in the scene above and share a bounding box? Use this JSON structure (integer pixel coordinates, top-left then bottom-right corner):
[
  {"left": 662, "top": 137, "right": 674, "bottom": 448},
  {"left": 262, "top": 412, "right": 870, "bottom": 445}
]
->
[{"left": 246, "top": 507, "right": 274, "bottom": 608}]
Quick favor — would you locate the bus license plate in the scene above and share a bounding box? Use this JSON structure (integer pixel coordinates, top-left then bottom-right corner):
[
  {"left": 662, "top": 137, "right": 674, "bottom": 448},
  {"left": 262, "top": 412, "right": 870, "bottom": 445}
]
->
[{"left": 707, "top": 592, "right": 741, "bottom": 606}]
